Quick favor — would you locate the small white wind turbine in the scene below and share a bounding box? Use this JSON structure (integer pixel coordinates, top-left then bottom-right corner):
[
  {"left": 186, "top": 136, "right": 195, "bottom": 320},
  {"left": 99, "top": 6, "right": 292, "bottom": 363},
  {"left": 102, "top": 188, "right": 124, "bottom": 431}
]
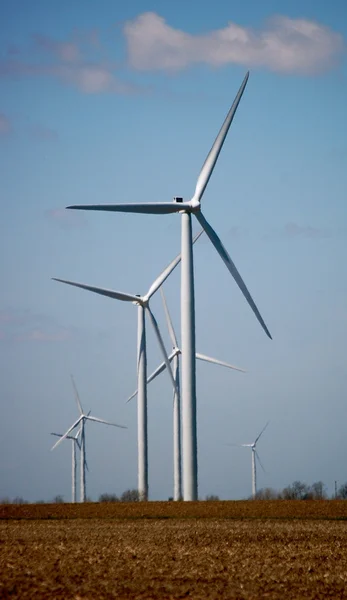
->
[
  {"left": 52, "top": 231, "right": 203, "bottom": 501},
  {"left": 50, "top": 427, "right": 81, "bottom": 503},
  {"left": 63, "top": 72, "right": 271, "bottom": 500},
  {"left": 230, "top": 421, "right": 269, "bottom": 499},
  {"left": 51, "top": 375, "right": 127, "bottom": 502},
  {"left": 128, "top": 288, "right": 246, "bottom": 501}
]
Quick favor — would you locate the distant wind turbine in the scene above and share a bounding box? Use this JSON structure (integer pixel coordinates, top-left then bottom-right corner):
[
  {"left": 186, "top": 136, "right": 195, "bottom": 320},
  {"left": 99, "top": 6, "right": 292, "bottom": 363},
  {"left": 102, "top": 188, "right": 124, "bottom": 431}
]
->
[
  {"left": 51, "top": 375, "right": 127, "bottom": 502},
  {"left": 128, "top": 288, "right": 246, "bottom": 501},
  {"left": 50, "top": 427, "right": 81, "bottom": 503},
  {"left": 229, "top": 421, "right": 269, "bottom": 499},
  {"left": 52, "top": 230, "right": 203, "bottom": 501},
  {"left": 63, "top": 71, "right": 271, "bottom": 500}
]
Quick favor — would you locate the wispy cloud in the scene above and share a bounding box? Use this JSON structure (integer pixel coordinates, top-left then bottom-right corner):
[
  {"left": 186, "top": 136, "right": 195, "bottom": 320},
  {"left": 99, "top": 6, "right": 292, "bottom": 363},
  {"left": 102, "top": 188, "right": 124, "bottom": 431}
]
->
[
  {"left": 0, "top": 31, "right": 139, "bottom": 94},
  {"left": 283, "top": 222, "right": 330, "bottom": 239},
  {"left": 45, "top": 208, "right": 88, "bottom": 229},
  {"left": 15, "top": 328, "right": 71, "bottom": 342},
  {"left": 0, "top": 309, "right": 73, "bottom": 343},
  {"left": 0, "top": 113, "right": 11, "bottom": 135},
  {"left": 124, "top": 12, "right": 344, "bottom": 74}
]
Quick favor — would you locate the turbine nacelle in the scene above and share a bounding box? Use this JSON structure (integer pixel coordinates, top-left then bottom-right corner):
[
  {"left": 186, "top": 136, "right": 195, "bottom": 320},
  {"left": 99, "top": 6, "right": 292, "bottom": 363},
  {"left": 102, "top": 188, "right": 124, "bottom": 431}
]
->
[
  {"left": 132, "top": 294, "right": 147, "bottom": 307},
  {"left": 173, "top": 197, "right": 201, "bottom": 213}
]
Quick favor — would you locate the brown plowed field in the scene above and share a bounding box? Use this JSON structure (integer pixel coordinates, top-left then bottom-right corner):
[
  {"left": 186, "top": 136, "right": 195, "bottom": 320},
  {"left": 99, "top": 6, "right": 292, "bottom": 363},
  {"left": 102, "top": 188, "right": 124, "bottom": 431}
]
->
[{"left": 1, "top": 501, "right": 347, "bottom": 599}]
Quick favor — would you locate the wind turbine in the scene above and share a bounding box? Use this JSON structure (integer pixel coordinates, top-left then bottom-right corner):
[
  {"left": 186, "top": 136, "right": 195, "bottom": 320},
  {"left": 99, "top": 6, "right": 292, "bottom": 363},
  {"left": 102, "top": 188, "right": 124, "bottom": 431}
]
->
[
  {"left": 51, "top": 375, "right": 127, "bottom": 502},
  {"left": 63, "top": 71, "right": 271, "bottom": 500},
  {"left": 128, "top": 288, "right": 246, "bottom": 501},
  {"left": 50, "top": 427, "right": 81, "bottom": 503},
  {"left": 230, "top": 421, "right": 269, "bottom": 499},
  {"left": 52, "top": 231, "right": 203, "bottom": 501}
]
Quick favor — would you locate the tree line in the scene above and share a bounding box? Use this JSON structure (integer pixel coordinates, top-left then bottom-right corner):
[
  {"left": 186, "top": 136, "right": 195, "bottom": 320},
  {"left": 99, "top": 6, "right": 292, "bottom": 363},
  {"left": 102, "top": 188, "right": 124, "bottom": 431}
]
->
[{"left": 1, "top": 482, "right": 347, "bottom": 504}]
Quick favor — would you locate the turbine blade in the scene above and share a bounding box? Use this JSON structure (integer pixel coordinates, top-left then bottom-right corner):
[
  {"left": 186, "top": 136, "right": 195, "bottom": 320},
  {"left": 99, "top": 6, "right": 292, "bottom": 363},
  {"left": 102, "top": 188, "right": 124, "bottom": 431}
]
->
[
  {"left": 255, "top": 449, "right": 266, "bottom": 473},
  {"left": 126, "top": 350, "right": 176, "bottom": 402},
  {"left": 195, "top": 211, "right": 272, "bottom": 339},
  {"left": 50, "top": 417, "right": 82, "bottom": 450},
  {"left": 50, "top": 432, "right": 75, "bottom": 441},
  {"left": 226, "top": 443, "right": 244, "bottom": 447},
  {"left": 85, "top": 415, "right": 127, "bottom": 429},
  {"left": 70, "top": 374, "right": 83, "bottom": 415},
  {"left": 146, "top": 307, "right": 178, "bottom": 394},
  {"left": 52, "top": 279, "right": 139, "bottom": 304},
  {"left": 193, "top": 72, "right": 249, "bottom": 203},
  {"left": 145, "top": 229, "right": 204, "bottom": 300},
  {"left": 196, "top": 352, "right": 245, "bottom": 373},
  {"left": 160, "top": 288, "right": 178, "bottom": 348},
  {"left": 254, "top": 421, "right": 270, "bottom": 445},
  {"left": 67, "top": 202, "right": 190, "bottom": 214}
]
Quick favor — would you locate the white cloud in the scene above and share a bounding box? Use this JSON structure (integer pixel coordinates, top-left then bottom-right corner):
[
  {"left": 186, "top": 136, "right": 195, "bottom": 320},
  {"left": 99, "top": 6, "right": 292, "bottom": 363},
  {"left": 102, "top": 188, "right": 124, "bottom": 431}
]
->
[
  {"left": 124, "top": 12, "right": 344, "bottom": 74},
  {"left": 0, "top": 33, "right": 140, "bottom": 95}
]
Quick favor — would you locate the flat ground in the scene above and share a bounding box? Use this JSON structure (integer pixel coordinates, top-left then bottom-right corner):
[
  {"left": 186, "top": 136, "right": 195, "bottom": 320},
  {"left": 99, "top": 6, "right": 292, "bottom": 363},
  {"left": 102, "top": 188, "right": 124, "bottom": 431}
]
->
[{"left": 1, "top": 501, "right": 347, "bottom": 599}]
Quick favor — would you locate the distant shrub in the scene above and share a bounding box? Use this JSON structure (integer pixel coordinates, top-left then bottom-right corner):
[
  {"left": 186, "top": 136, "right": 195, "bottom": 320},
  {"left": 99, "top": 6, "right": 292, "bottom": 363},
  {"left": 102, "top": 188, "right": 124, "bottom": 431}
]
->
[
  {"left": 205, "top": 494, "right": 220, "bottom": 501},
  {"left": 12, "top": 497, "right": 28, "bottom": 505}
]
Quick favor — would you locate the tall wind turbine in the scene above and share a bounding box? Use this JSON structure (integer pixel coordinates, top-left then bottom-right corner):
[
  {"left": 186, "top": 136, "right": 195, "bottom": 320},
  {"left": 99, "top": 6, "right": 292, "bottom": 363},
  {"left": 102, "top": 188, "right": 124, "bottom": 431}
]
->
[
  {"left": 52, "top": 231, "right": 202, "bottom": 501},
  {"left": 230, "top": 421, "right": 269, "bottom": 499},
  {"left": 63, "top": 72, "right": 271, "bottom": 500},
  {"left": 128, "top": 288, "right": 246, "bottom": 501},
  {"left": 50, "top": 428, "right": 81, "bottom": 503},
  {"left": 51, "top": 375, "right": 127, "bottom": 502}
]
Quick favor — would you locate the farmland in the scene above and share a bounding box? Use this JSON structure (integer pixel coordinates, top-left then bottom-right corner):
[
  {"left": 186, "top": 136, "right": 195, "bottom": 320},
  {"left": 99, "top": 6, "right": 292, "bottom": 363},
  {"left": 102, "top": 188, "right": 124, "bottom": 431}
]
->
[{"left": 1, "top": 501, "right": 347, "bottom": 599}]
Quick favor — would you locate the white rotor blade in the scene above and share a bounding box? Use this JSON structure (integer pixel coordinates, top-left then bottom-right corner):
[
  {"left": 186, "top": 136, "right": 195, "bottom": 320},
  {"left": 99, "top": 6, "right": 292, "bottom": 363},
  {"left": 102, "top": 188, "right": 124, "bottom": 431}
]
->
[
  {"left": 51, "top": 416, "right": 82, "bottom": 450},
  {"left": 70, "top": 374, "right": 83, "bottom": 415},
  {"left": 195, "top": 211, "right": 272, "bottom": 339},
  {"left": 52, "top": 279, "right": 139, "bottom": 304},
  {"left": 85, "top": 415, "right": 127, "bottom": 429},
  {"left": 255, "top": 449, "right": 266, "bottom": 473},
  {"left": 254, "top": 421, "right": 270, "bottom": 445},
  {"left": 145, "top": 229, "right": 204, "bottom": 300},
  {"left": 196, "top": 352, "right": 245, "bottom": 373},
  {"left": 67, "top": 202, "right": 190, "bottom": 214},
  {"left": 193, "top": 72, "right": 249, "bottom": 203},
  {"left": 160, "top": 288, "right": 178, "bottom": 348},
  {"left": 146, "top": 306, "right": 178, "bottom": 394},
  {"left": 50, "top": 432, "right": 76, "bottom": 441},
  {"left": 126, "top": 350, "right": 176, "bottom": 402},
  {"left": 226, "top": 443, "right": 245, "bottom": 447}
]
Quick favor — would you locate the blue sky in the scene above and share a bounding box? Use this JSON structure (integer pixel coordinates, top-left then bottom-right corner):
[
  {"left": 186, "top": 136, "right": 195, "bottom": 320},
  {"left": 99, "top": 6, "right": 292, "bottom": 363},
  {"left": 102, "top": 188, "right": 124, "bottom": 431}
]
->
[{"left": 0, "top": 0, "right": 346, "bottom": 501}]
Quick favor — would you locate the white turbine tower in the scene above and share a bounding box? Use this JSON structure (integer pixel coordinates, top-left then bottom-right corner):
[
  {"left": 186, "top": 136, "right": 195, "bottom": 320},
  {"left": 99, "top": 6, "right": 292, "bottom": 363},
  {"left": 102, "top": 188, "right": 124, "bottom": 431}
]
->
[
  {"left": 51, "top": 375, "right": 127, "bottom": 502},
  {"left": 128, "top": 288, "right": 246, "bottom": 501},
  {"left": 52, "top": 231, "right": 202, "bottom": 501},
  {"left": 50, "top": 428, "right": 81, "bottom": 503},
  {"left": 64, "top": 72, "right": 271, "bottom": 500},
  {"left": 230, "top": 421, "right": 269, "bottom": 499}
]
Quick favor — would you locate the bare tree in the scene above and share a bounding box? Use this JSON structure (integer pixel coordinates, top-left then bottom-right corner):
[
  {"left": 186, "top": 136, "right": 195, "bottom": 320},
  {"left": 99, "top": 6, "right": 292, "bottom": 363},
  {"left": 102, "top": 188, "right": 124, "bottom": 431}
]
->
[
  {"left": 282, "top": 481, "right": 311, "bottom": 500},
  {"left": 310, "top": 481, "right": 327, "bottom": 500},
  {"left": 121, "top": 489, "right": 140, "bottom": 502},
  {"left": 99, "top": 493, "right": 120, "bottom": 502},
  {"left": 205, "top": 494, "right": 220, "bottom": 501},
  {"left": 53, "top": 495, "right": 64, "bottom": 503},
  {"left": 255, "top": 487, "right": 279, "bottom": 500},
  {"left": 338, "top": 482, "right": 347, "bottom": 499}
]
